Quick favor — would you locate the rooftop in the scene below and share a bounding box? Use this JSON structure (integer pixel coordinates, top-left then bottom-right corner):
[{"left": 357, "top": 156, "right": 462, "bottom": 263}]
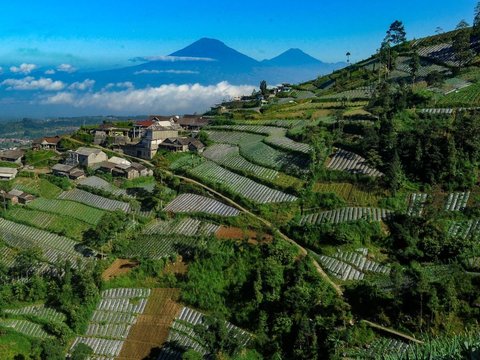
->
[{"left": 75, "top": 147, "right": 104, "bottom": 156}]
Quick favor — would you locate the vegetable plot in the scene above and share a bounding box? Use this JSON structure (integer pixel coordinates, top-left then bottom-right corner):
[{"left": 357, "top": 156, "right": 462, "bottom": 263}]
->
[
  {"left": 59, "top": 189, "right": 131, "bottom": 212},
  {"left": 327, "top": 148, "right": 383, "bottom": 177},
  {"left": 164, "top": 193, "right": 239, "bottom": 216},
  {"left": 300, "top": 207, "right": 391, "bottom": 225}
]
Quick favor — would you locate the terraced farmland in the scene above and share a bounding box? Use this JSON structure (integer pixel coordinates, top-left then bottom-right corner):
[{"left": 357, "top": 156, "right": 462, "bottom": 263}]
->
[
  {"left": 59, "top": 189, "right": 131, "bottom": 212},
  {"left": 319, "top": 87, "right": 374, "bottom": 100},
  {"left": 78, "top": 176, "right": 130, "bottom": 197},
  {"left": 444, "top": 191, "right": 470, "bottom": 211},
  {"left": 0, "top": 245, "right": 17, "bottom": 268},
  {"left": 5, "top": 207, "right": 90, "bottom": 240},
  {"left": 438, "top": 82, "right": 480, "bottom": 107},
  {"left": 314, "top": 248, "right": 390, "bottom": 281},
  {"left": 124, "top": 234, "right": 208, "bottom": 259},
  {"left": 407, "top": 193, "right": 428, "bottom": 216},
  {"left": 0, "top": 319, "right": 51, "bottom": 339},
  {"left": 203, "top": 143, "right": 279, "bottom": 180},
  {"left": 143, "top": 218, "right": 219, "bottom": 237},
  {"left": 164, "top": 193, "right": 239, "bottom": 216},
  {"left": 162, "top": 306, "right": 251, "bottom": 356},
  {"left": 70, "top": 288, "right": 151, "bottom": 358},
  {"left": 28, "top": 198, "right": 105, "bottom": 225},
  {"left": 0, "top": 218, "right": 86, "bottom": 265},
  {"left": 13, "top": 177, "right": 62, "bottom": 199},
  {"left": 210, "top": 124, "right": 312, "bottom": 154},
  {"left": 205, "top": 130, "right": 309, "bottom": 173},
  {"left": 327, "top": 148, "right": 383, "bottom": 177},
  {"left": 189, "top": 161, "right": 298, "bottom": 203},
  {"left": 300, "top": 207, "right": 391, "bottom": 225},
  {"left": 4, "top": 304, "right": 66, "bottom": 323},
  {"left": 448, "top": 219, "right": 480, "bottom": 240}
]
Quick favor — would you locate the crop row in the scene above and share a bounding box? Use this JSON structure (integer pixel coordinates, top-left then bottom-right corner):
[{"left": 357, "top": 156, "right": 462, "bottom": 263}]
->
[
  {"left": 189, "top": 161, "right": 298, "bottom": 204},
  {"left": 407, "top": 193, "right": 428, "bottom": 216},
  {"left": 0, "top": 319, "right": 51, "bottom": 339},
  {"left": 164, "top": 193, "right": 239, "bottom": 217},
  {"left": 210, "top": 125, "right": 312, "bottom": 154},
  {"left": 59, "top": 189, "right": 131, "bottom": 212},
  {"left": 28, "top": 198, "right": 105, "bottom": 225},
  {"left": 206, "top": 130, "right": 308, "bottom": 173},
  {"left": 319, "top": 87, "right": 374, "bottom": 100},
  {"left": 300, "top": 207, "right": 391, "bottom": 225},
  {"left": 78, "top": 176, "right": 130, "bottom": 198},
  {"left": 444, "top": 191, "right": 470, "bottom": 211},
  {"left": 70, "top": 288, "right": 151, "bottom": 358},
  {"left": 0, "top": 218, "right": 84, "bottom": 265},
  {"left": 203, "top": 144, "right": 279, "bottom": 180},
  {"left": 143, "top": 217, "right": 219, "bottom": 237},
  {"left": 124, "top": 235, "right": 205, "bottom": 259},
  {"left": 448, "top": 219, "right": 480, "bottom": 240},
  {"left": 327, "top": 148, "right": 383, "bottom": 177},
  {"left": 439, "top": 83, "right": 480, "bottom": 107},
  {"left": 166, "top": 307, "right": 251, "bottom": 355},
  {"left": 0, "top": 245, "right": 17, "bottom": 268},
  {"left": 334, "top": 250, "right": 390, "bottom": 275},
  {"left": 318, "top": 255, "right": 365, "bottom": 281},
  {"left": 4, "top": 304, "right": 66, "bottom": 323}
]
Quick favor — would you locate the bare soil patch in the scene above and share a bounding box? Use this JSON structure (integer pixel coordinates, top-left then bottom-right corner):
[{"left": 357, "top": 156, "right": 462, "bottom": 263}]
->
[
  {"left": 102, "top": 259, "right": 139, "bottom": 281},
  {"left": 216, "top": 226, "right": 272, "bottom": 244},
  {"left": 117, "top": 288, "right": 181, "bottom": 360}
]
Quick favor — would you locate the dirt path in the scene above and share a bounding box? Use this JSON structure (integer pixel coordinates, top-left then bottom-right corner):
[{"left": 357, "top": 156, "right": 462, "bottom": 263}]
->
[{"left": 361, "top": 320, "right": 424, "bottom": 345}]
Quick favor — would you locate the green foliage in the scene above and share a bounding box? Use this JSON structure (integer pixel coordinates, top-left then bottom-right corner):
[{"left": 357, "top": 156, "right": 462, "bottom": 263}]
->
[
  {"left": 83, "top": 210, "right": 129, "bottom": 248},
  {"left": 39, "top": 174, "right": 72, "bottom": 191},
  {"left": 24, "top": 150, "right": 57, "bottom": 168},
  {"left": 70, "top": 343, "right": 93, "bottom": 360}
]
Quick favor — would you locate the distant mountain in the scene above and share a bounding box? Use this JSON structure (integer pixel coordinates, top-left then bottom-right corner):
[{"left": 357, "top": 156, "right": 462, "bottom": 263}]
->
[
  {"left": 263, "top": 48, "right": 325, "bottom": 67},
  {"left": 170, "top": 38, "right": 258, "bottom": 68}
]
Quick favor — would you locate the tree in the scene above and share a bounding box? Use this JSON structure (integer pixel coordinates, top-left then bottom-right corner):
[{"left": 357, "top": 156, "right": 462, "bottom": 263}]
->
[
  {"left": 409, "top": 50, "right": 420, "bottom": 85},
  {"left": 70, "top": 343, "right": 93, "bottom": 360},
  {"left": 259, "top": 80, "right": 268, "bottom": 97},
  {"left": 474, "top": 2, "right": 480, "bottom": 38},
  {"left": 386, "top": 20, "right": 407, "bottom": 45},
  {"left": 385, "top": 151, "right": 405, "bottom": 194},
  {"left": 453, "top": 21, "right": 474, "bottom": 67}
]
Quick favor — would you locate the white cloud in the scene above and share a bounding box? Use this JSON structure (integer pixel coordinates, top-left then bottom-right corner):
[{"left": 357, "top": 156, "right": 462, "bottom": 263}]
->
[
  {"left": 68, "top": 79, "right": 95, "bottom": 91},
  {"left": 104, "top": 82, "right": 134, "bottom": 90},
  {"left": 130, "top": 55, "right": 216, "bottom": 62},
  {"left": 0, "top": 67, "right": 3, "bottom": 74},
  {"left": 57, "top": 63, "right": 76, "bottom": 73},
  {"left": 1, "top": 77, "right": 65, "bottom": 91},
  {"left": 41, "top": 81, "right": 254, "bottom": 114},
  {"left": 134, "top": 69, "right": 199, "bottom": 75},
  {"left": 10, "top": 63, "right": 37, "bottom": 74},
  {"left": 45, "top": 69, "right": 56, "bottom": 75}
]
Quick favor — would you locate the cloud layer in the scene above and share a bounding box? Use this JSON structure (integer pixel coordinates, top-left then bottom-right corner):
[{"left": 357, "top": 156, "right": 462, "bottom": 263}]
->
[
  {"left": 10, "top": 63, "right": 37, "bottom": 74},
  {"left": 130, "top": 55, "right": 216, "bottom": 62},
  {"left": 41, "top": 81, "right": 254, "bottom": 114},
  {"left": 134, "top": 69, "right": 199, "bottom": 75},
  {"left": 2, "top": 77, "right": 65, "bottom": 91}
]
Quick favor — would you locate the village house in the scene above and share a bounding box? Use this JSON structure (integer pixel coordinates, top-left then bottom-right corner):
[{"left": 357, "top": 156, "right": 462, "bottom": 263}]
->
[
  {"left": 93, "top": 123, "right": 131, "bottom": 145},
  {"left": 159, "top": 138, "right": 205, "bottom": 153},
  {"left": 96, "top": 157, "right": 152, "bottom": 179},
  {"left": 51, "top": 163, "right": 86, "bottom": 180},
  {"left": 32, "top": 136, "right": 62, "bottom": 151},
  {"left": 0, "top": 167, "right": 18, "bottom": 180},
  {"left": 4, "top": 189, "right": 35, "bottom": 205},
  {"left": 124, "top": 119, "right": 181, "bottom": 159},
  {"left": 0, "top": 149, "right": 25, "bottom": 165},
  {"left": 175, "top": 116, "right": 210, "bottom": 131},
  {"left": 74, "top": 147, "right": 108, "bottom": 167}
]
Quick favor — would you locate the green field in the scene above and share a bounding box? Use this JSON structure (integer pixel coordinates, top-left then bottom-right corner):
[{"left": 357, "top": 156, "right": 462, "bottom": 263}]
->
[
  {"left": 4, "top": 207, "right": 91, "bottom": 240},
  {"left": 13, "top": 177, "right": 62, "bottom": 199},
  {"left": 28, "top": 198, "right": 105, "bottom": 225},
  {"left": 313, "top": 182, "right": 384, "bottom": 207},
  {"left": 438, "top": 82, "right": 480, "bottom": 107}
]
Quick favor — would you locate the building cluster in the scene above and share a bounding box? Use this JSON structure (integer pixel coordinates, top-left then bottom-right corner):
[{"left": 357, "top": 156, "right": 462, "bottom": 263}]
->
[
  {"left": 92, "top": 115, "right": 208, "bottom": 159},
  {"left": 52, "top": 147, "right": 153, "bottom": 180}
]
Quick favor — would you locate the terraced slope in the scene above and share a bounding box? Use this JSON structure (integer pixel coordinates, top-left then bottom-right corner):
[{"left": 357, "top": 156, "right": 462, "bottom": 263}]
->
[
  {"left": 163, "top": 193, "right": 239, "bottom": 216},
  {"left": 327, "top": 148, "right": 383, "bottom": 177},
  {"left": 300, "top": 207, "right": 391, "bottom": 225},
  {"left": 188, "top": 161, "right": 297, "bottom": 203}
]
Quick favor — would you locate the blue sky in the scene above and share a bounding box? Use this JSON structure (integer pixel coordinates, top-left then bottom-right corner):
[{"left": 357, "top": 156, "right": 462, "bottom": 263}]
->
[{"left": 0, "top": 0, "right": 477, "bottom": 69}]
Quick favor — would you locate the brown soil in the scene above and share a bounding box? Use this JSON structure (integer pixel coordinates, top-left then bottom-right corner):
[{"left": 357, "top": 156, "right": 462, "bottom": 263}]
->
[
  {"left": 117, "top": 288, "right": 182, "bottom": 360},
  {"left": 102, "top": 259, "right": 139, "bottom": 281},
  {"left": 216, "top": 226, "right": 272, "bottom": 244}
]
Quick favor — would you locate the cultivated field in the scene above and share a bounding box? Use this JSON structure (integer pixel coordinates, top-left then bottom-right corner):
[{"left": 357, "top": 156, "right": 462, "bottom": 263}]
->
[
  {"left": 3, "top": 304, "right": 66, "bottom": 323},
  {"left": 313, "top": 182, "right": 382, "bottom": 206},
  {"left": 0, "top": 218, "right": 86, "bottom": 265},
  {"left": 444, "top": 191, "right": 470, "bottom": 211},
  {"left": 28, "top": 198, "right": 105, "bottom": 225},
  {"left": 327, "top": 148, "right": 383, "bottom": 177},
  {"left": 143, "top": 218, "right": 219, "bottom": 237},
  {"left": 189, "top": 161, "right": 298, "bottom": 204},
  {"left": 59, "top": 189, "right": 131, "bottom": 212},
  {"left": 163, "top": 193, "right": 239, "bottom": 216},
  {"left": 300, "top": 207, "right": 391, "bottom": 225},
  {"left": 78, "top": 176, "right": 130, "bottom": 198}
]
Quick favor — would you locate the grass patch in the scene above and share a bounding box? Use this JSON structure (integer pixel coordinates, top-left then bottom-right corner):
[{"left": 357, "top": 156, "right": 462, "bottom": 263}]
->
[
  {"left": 24, "top": 150, "right": 57, "bottom": 168},
  {"left": 13, "top": 177, "right": 62, "bottom": 199},
  {"left": 0, "top": 329, "right": 33, "bottom": 360},
  {"left": 313, "top": 182, "right": 384, "bottom": 207}
]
